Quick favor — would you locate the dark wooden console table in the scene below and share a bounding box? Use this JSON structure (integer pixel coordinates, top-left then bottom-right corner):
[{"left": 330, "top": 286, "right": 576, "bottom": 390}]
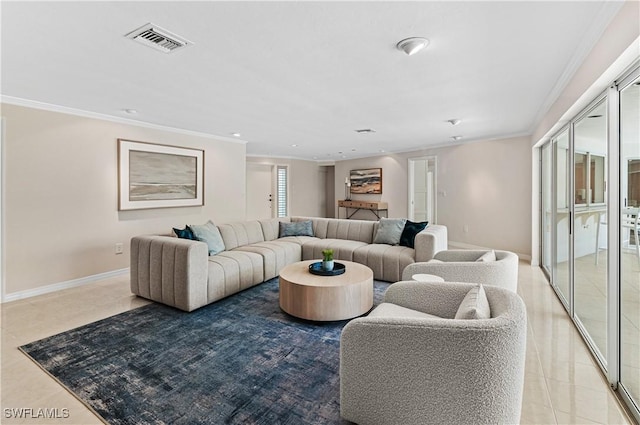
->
[{"left": 338, "top": 200, "right": 388, "bottom": 219}]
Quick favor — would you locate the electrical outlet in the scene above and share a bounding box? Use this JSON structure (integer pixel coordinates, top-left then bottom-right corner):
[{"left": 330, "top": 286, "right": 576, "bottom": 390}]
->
[
  {"left": 115, "top": 243, "right": 124, "bottom": 255},
  {"left": 463, "top": 224, "right": 469, "bottom": 233}
]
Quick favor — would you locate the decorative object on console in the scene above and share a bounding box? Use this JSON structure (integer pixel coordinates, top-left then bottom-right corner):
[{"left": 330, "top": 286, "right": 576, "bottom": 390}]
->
[
  {"left": 350, "top": 168, "right": 382, "bottom": 194},
  {"left": 118, "top": 139, "right": 204, "bottom": 210},
  {"left": 399, "top": 220, "right": 429, "bottom": 248},
  {"left": 321, "top": 249, "right": 334, "bottom": 271},
  {"left": 344, "top": 177, "right": 351, "bottom": 200}
]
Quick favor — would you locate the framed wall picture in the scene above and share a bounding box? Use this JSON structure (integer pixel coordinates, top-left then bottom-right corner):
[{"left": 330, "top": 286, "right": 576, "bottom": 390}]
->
[
  {"left": 350, "top": 168, "right": 382, "bottom": 194},
  {"left": 118, "top": 139, "right": 204, "bottom": 210}
]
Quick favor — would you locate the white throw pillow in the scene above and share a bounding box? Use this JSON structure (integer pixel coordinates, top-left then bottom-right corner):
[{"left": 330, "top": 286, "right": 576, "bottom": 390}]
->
[
  {"left": 476, "top": 250, "right": 496, "bottom": 262},
  {"left": 455, "top": 284, "right": 491, "bottom": 320}
]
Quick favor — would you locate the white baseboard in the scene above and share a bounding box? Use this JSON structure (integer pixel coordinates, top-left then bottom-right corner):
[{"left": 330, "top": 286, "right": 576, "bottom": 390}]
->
[
  {"left": 448, "top": 240, "right": 532, "bottom": 263},
  {"left": 1, "top": 268, "right": 129, "bottom": 303}
]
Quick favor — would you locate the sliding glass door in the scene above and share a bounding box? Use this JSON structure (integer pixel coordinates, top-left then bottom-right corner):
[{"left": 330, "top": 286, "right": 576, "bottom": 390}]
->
[
  {"left": 554, "top": 130, "right": 571, "bottom": 307},
  {"left": 573, "top": 100, "right": 608, "bottom": 362},
  {"left": 540, "top": 65, "right": 640, "bottom": 420},
  {"left": 619, "top": 73, "right": 640, "bottom": 415}
]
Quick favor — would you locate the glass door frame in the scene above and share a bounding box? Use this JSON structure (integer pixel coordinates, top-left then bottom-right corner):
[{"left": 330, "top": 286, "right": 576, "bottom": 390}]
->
[{"left": 614, "top": 65, "right": 640, "bottom": 421}]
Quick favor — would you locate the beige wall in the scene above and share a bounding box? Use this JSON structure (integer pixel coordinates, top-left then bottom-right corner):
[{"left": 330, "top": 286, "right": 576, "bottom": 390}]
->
[
  {"left": 2, "top": 103, "right": 246, "bottom": 296},
  {"left": 246, "top": 156, "right": 326, "bottom": 217},
  {"left": 335, "top": 136, "right": 532, "bottom": 258}
]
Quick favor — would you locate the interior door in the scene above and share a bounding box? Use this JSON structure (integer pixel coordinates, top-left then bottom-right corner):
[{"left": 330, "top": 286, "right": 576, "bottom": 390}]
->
[
  {"left": 408, "top": 156, "right": 436, "bottom": 222},
  {"left": 246, "top": 163, "right": 273, "bottom": 220}
]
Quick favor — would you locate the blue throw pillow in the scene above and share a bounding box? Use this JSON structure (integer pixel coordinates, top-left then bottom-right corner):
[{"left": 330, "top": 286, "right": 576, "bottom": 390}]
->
[
  {"left": 399, "top": 220, "right": 429, "bottom": 248},
  {"left": 189, "top": 221, "right": 226, "bottom": 255},
  {"left": 173, "top": 226, "right": 196, "bottom": 240},
  {"left": 279, "top": 221, "right": 314, "bottom": 237}
]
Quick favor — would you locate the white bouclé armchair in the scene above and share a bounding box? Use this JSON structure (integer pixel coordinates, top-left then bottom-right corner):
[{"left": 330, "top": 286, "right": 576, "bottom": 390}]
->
[
  {"left": 401, "top": 249, "right": 519, "bottom": 292},
  {"left": 340, "top": 280, "right": 527, "bottom": 425}
]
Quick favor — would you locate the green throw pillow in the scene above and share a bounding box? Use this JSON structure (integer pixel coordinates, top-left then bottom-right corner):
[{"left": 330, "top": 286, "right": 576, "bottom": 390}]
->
[{"left": 189, "top": 221, "right": 226, "bottom": 255}]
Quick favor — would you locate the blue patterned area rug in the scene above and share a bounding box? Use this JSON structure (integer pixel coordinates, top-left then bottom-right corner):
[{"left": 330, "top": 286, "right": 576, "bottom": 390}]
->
[{"left": 20, "top": 278, "right": 389, "bottom": 425}]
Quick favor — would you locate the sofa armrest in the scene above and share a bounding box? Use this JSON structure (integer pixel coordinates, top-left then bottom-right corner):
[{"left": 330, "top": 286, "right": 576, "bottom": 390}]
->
[
  {"left": 413, "top": 224, "right": 448, "bottom": 262},
  {"left": 130, "top": 235, "right": 209, "bottom": 312}
]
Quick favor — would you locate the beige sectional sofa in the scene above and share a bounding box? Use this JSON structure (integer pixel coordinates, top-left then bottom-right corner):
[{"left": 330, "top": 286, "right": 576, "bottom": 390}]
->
[{"left": 130, "top": 216, "right": 448, "bottom": 312}]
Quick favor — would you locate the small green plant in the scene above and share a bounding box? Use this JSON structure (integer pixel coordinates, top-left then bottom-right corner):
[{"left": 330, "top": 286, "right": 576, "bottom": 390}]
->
[{"left": 322, "top": 249, "right": 334, "bottom": 262}]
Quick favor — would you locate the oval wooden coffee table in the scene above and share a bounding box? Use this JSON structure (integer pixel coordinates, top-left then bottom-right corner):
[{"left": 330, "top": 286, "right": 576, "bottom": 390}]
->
[{"left": 279, "top": 260, "right": 374, "bottom": 321}]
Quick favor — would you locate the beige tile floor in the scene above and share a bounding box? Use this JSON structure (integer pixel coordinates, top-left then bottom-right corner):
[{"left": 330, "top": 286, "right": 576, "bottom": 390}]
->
[{"left": 0, "top": 265, "right": 637, "bottom": 424}]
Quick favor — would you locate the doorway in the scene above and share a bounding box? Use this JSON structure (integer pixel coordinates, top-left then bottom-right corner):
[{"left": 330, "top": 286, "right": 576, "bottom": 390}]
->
[
  {"left": 408, "top": 156, "right": 437, "bottom": 223},
  {"left": 246, "top": 163, "right": 273, "bottom": 220}
]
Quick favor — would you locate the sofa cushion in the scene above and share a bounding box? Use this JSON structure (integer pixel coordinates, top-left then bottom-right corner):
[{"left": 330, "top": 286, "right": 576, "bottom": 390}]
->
[
  {"left": 279, "top": 220, "right": 314, "bottom": 237},
  {"left": 455, "top": 284, "right": 490, "bottom": 319},
  {"left": 368, "top": 302, "right": 442, "bottom": 319},
  {"left": 206, "top": 251, "right": 264, "bottom": 302},
  {"left": 353, "top": 244, "right": 415, "bottom": 282},
  {"left": 293, "top": 217, "right": 375, "bottom": 243},
  {"left": 399, "top": 220, "right": 428, "bottom": 248},
  {"left": 373, "top": 218, "right": 407, "bottom": 245},
  {"left": 189, "top": 221, "right": 226, "bottom": 255},
  {"left": 218, "top": 221, "right": 265, "bottom": 250},
  {"left": 259, "top": 217, "right": 290, "bottom": 241},
  {"left": 301, "top": 238, "right": 369, "bottom": 262},
  {"left": 173, "top": 225, "right": 196, "bottom": 240},
  {"left": 235, "top": 240, "right": 302, "bottom": 281}
]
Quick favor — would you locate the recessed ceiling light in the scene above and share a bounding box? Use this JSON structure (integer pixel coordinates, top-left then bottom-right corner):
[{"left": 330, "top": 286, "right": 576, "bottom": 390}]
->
[
  {"left": 396, "top": 37, "right": 430, "bottom": 56},
  {"left": 231, "top": 132, "right": 241, "bottom": 137},
  {"left": 291, "top": 144, "right": 298, "bottom": 147},
  {"left": 123, "top": 109, "right": 137, "bottom": 114},
  {"left": 451, "top": 136, "right": 463, "bottom": 141},
  {"left": 447, "top": 118, "right": 461, "bottom": 126},
  {"left": 379, "top": 149, "right": 385, "bottom": 153}
]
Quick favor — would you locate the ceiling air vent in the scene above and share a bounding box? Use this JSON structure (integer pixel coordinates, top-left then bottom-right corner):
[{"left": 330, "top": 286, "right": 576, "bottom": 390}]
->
[{"left": 125, "top": 23, "right": 192, "bottom": 53}]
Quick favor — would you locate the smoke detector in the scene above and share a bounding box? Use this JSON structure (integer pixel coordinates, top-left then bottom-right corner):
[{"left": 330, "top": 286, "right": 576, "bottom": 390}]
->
[{"left": 125, "top": 23, "right": 192, "bottom": 53}]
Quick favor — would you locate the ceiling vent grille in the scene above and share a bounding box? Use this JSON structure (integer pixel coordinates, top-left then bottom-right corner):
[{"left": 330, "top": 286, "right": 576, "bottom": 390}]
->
[{"left": 125, "top": 23, "right": 192, "bottom": 53}]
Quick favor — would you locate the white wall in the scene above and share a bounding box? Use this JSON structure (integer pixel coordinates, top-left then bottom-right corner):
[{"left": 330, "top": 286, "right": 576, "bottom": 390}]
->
[
  {"left": 2, "top": 103, "right": 246, "bottom": 297},
  {"left": 246, "top": 156, "right": 326, "bottom": 218},
  {"left": 336, "top": 136, "right": 532, "bottom": 258}
]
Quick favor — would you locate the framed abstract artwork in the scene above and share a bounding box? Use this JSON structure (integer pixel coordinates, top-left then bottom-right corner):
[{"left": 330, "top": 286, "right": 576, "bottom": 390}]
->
[
  {"left": 350, "top": 168, "right": 382, "bottom": 194},
  {"left": 118, "top": 139, "right": 204, "bottom": 210}
]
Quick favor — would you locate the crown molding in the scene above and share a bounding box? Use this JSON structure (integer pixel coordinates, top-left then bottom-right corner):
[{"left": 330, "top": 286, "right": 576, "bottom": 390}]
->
[{"left": 0, "top": 96, "right": 247, "bottom": 145}]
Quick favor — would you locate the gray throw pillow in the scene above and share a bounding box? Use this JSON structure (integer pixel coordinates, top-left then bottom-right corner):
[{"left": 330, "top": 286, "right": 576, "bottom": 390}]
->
[
  {"left": 373, "top": 218, "right": 407, "bottom": 245},
  {"left": 455, "top": 284, "right": 491, "bottom": 320},
  {"left": 189, "top": 220, "right": 226, "bottom": 255},
  {"left": 279, "top": 220, "right": 314, "bottom": 237}
]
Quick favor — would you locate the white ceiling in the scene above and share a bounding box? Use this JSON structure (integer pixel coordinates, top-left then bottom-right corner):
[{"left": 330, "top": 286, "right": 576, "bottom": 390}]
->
[{"left": 1, "top": 1, "right": 624, "bottom": 161}]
